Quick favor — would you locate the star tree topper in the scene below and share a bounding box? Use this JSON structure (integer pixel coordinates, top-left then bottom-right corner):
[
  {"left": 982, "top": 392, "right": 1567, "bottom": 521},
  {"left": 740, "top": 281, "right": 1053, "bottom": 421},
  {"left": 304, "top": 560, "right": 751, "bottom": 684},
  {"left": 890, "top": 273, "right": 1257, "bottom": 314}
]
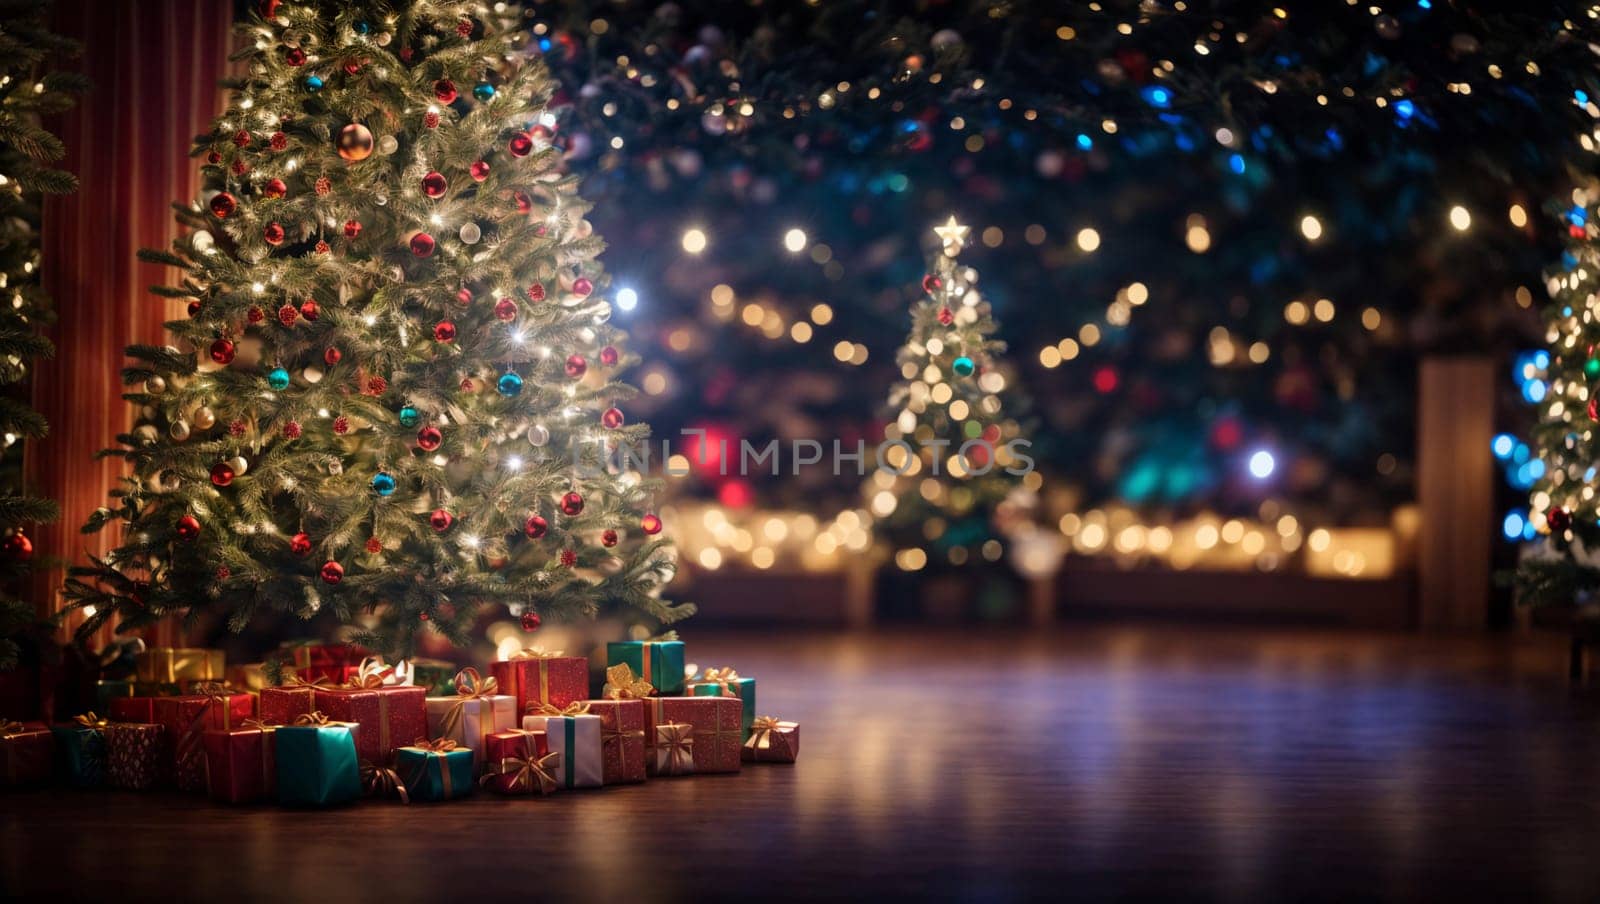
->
[{"left": 934, "top": 216, "right": 969, "bottom": 255}]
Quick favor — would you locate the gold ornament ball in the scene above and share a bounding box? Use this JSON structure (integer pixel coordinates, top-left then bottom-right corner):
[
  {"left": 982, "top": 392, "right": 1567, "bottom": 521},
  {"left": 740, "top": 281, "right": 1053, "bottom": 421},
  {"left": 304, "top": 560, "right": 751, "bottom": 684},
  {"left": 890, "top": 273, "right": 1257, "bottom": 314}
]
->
[
  {"left": 145, "top": 376, "right": 166, "bottom": 395},
  {"left": 337, "top": 123, "right": 375, "bottom": 161},
  {"left": 192, "top": 406, "right": 217, "bottom": 430},
  {"left": 169, "top": 419, "right": 191, "bottom": 441},
  {"left": 228, "top": 455, "right": 250, "bottom": 477}
]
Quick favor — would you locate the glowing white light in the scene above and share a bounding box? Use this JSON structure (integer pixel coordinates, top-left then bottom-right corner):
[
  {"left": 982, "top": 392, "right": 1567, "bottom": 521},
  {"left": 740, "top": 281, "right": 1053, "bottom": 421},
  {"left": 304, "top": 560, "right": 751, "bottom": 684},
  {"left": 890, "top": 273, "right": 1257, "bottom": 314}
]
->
[
  {"left": 1248, "top": 449, "right": 1276, "bottom": 479},
  {"left": 783, "top": 228, "right": 807, "bottom": 252},
  {"left": 506, "top": 455, "right": 523, "bottom": 471},
  {"left": 616, "top": 288, "right": 638, "bottom": 311},
  {"left": 681, "top": 228, "right": 708, "bottom": 254},
  {"left": 512, "top": 331, "right": 527, "bottom": 344}
]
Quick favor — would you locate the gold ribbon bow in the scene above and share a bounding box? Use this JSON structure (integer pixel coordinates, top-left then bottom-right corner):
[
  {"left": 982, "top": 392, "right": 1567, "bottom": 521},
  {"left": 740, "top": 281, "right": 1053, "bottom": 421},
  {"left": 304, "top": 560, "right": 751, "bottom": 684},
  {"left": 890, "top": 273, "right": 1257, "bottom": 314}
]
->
[
  {"left": 437, "top": 668, "right": 500, "bottom": 740},
  {"left": 744, "top": 716, "right": 794, "bottom": 752},
  {"left": 654, "top": 722, "right": 695, "bottom": 775},
  {"left": 407, "top": 738, "right": 460, "bottom": 797},
  {"left": 74, "top": 712, "right": 109, "bottom": 730},
  {"left": 240, "top": 718, "right": 279, "bottom": 731},
  {"left": 602, "top": 663, "right": 655, "bottom": 700},
  {"left": 510, "top": 646, "right": 565, "bottom": 660},
  {"left": 690, "top": 666, "right": 741, "bottom": 697},
  {"left": 529, "top": 700, "right": 591, "bottom": 717},
  {"left": 283, "top": 674, "right": 332, "bottom": 689},
  {"left": 346, "top": 656, "right": 394, "bottom": 689},
  {"left": 479, "top": 734, "right": 562, "bottom": 795},
  {"left": 412, "top": 737, "right": 458, "bottom": 753},
  {"left": 292, "top": 711, "right": 332, "bottom": 726},
  {"left": 645, "top": 630, "right": 679, "bottom": 643},
  {"left": 0, "top": 720, "right": 24, "bottom": 737},
  {"left": 361, "top": 759, "right": 411, "bottom": 804}
]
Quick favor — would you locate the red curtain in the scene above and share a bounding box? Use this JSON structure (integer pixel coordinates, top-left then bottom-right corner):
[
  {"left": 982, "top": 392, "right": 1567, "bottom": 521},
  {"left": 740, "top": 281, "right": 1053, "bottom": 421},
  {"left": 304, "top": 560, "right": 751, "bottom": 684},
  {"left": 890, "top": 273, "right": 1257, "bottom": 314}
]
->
[{"left": 29, "top": 0, "right": 237, "bottom": 645}]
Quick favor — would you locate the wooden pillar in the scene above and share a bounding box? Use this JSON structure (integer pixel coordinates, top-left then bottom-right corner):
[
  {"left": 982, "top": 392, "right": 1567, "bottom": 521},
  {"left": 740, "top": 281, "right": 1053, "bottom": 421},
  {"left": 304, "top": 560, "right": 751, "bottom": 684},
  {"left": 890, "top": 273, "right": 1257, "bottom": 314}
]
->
[{"left": 1416, "top": 357, "right": 1495, "bottom": 630}]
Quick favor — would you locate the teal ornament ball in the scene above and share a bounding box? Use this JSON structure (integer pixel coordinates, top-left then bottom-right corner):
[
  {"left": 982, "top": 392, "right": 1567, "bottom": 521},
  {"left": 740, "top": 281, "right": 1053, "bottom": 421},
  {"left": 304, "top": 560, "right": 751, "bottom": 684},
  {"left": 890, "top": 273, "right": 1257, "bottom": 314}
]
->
[
  {"left": 305, "top": 75, "right": 324, "bottom": 93},
  {"left": 398, "top": 405, "right": 420, "bottom": 427},
  {"left": 268, "top": 367, "right": 291, "bottom": 390},
  {"left": 497, "top": 372, "right": 524, "bottom": 397},
  {"left": 952, "top": 356, "right": 976, "bottom": 377},
  {"left": 473, "top": 82, "right": 495, "bottom": 101},
  {"left": 371, "top": 472, "right": 397, "bottom": 496},
  {"left": 354, "top": 20, "right": 371, "bottom": 35}
]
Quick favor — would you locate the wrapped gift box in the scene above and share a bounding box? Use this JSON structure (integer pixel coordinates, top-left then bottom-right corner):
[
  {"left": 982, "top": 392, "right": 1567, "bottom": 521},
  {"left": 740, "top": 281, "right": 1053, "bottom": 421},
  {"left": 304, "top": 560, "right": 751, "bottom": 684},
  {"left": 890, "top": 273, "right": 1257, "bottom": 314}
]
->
[
  {"left": 225, "top": 662, "right": 272, "bottom": 693},
  {"left": 480, "top": 729, "right": 559, "bottom": 795},
  {"left": 642, "top": 696, "right": 742, "bottom": 775},
  {"left": 584, "top": 698, "right": 647, "bottom": 784},
  {"left": 425, "top": 682, "right": 516, "bottom": 755},
  {"left": 521, "top": 711, "right": 603, "bottom": 788},
  {"left": 282, "top": 642, "right": 370, "bottom": 684},
  {"left": 312, "top": 684, "right": 426, "bottom": 764},
  {"left": 395, "top": 740, "right": 474, "bottom": 802},
  {"left": 52, "top": 715, "right": 108, "bottom": 788},
  {"left": 650, "top": 722, "right": 695, "bottom": 776},
  {"left": 606, "top": 639, "right": 685, "bottom": 695},
  {"left": 109, "top": 695, "right": 157, "bottom": 723},
  {"left": 687, "top": 667, "right": 756, "bottom": 740},
  {"left": 153, "top": 691, "right": 256, "bottom": 792},
  {"left": 491, "top": 650, "right": 588, "bottom": 717},
  {"left": 105, "top": 722, "right": 164, "bottom": 790},
  {"left": 742, "top": 717, "right": 800, "bottom": 764},
  {"left": 260, "top": 684, "right": 321, "bottom": 725},
  {"left": 95, "top": 679, "right": 134, "bottom": 713},
  {"left": 135, "top": 647, "right": 225, "bottom": 684},
  {"left": 1, "top": 720, "right": 52, "bottom": 787},
  {"left": 275, "top": 721, "right": 361, "bottom": 807},
  {"left": 204, "top": 724, "right": 277, "bottom": 804}
]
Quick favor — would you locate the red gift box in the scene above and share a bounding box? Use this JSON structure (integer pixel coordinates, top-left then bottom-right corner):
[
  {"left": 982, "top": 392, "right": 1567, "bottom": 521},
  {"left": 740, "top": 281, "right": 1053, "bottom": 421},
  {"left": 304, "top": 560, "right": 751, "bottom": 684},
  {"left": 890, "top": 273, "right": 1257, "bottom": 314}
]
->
[
  {"left": 491, "top": 651, "right": 588, "bottom": 717},
  {"left": 106, "top": 722, "right": 165, "bottom": 790},
  {"left": 153, "top": 691, "right": 256, "bottom": 792},
  {"left": 642, "top": 697, "right": 742, "bottom": 775},
  {"left": 313, "top": 684, "right": 426, "bottom": 764},
  {"left": 480, "top": 729, "right": 559, "bottom": 795},
  {"left": 1, "top": 720, "right": 52, "bottom": 786},
  {"left": 203, "top": 724, "right": 277, "bottom": 804},
  {"left": 585, "top": 699, "right": 647, "bottom": 784},
  {"left": 110, "top": 696, "right": 157, "bottom": 723},
  {"left": 260, "top": 685, "right": 320, "bottom": 724}
]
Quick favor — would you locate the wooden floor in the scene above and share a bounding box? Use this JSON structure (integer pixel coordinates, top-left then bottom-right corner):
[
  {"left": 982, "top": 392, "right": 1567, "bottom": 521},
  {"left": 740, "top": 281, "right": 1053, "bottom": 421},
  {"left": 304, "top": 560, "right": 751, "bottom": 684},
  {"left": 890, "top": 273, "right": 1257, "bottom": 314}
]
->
[{"left": 6, "top": 625, "right": 1600, "bottom": 901}]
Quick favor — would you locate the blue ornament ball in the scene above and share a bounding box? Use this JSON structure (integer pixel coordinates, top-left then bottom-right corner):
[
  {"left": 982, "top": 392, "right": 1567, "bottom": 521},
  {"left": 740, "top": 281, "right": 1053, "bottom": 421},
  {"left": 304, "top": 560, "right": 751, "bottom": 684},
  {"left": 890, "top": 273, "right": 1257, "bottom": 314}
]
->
[
  {"left": 497, "top": 372, "right": 524, "bottom": 396},
  {"left": 267, "top": 366, "right": 291, "bottom": 390},
  {"left": 952, "top": 356, "right": 976, "bottom": 377},
  {"left": 370, "top": 472, "right": 397, "bottom": 496},
  {"left": 398, "top": 405, "right": 420, "bottom": 427},
  {"left": 305, "top": 75, "right": 324, "bottom": 93},
  {"left": 473, "top": 82, "right": 496, "bottom": 101},
  {"left": 354, "top": 20, "right": 371, "bottom": 35}
]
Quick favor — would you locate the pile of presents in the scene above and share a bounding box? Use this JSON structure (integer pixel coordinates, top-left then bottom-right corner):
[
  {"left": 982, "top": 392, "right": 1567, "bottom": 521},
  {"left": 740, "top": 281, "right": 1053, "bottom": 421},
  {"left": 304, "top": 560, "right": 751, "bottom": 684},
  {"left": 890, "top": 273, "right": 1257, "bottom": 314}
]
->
[{"left": 1, "top": 637, "right": 799, "bottom": 804}]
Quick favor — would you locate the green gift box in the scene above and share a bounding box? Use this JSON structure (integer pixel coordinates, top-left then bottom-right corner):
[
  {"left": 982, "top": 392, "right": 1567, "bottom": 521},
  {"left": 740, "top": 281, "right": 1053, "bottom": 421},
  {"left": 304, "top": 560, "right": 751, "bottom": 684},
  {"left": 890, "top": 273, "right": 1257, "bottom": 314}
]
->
[
  {"left": 51, "top": 719, "right": 108, "bottom": 788},
  {"left": 606, "top": 640, "right": 685, "bottom": 695},
  {"left": 275, "top": 722, "right": 361, "bottom": 807},
  {"left": 687, "top": 669, "right": 756, "bottom": 740},
  {"left": 95, "top": 680, "right": 134, "bottom": 712},
  {"left": 395, "top": 741, "right": 475, "bottom": 802}
]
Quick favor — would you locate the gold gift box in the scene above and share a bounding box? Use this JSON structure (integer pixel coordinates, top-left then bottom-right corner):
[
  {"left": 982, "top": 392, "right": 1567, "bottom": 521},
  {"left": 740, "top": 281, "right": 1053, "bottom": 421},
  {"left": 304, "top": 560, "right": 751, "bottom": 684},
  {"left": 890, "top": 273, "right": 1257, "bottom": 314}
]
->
[{"left": 135, "top": 647, "right": 225, "bottom": 683}]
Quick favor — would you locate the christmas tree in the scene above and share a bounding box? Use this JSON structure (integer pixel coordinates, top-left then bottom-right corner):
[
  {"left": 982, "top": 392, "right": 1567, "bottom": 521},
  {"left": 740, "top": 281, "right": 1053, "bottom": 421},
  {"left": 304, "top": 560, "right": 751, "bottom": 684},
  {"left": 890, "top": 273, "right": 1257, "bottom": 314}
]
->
[
  {"left": 63, "top": 0, "right": 691, "bottom": 657},
  {"left": 0, "top": 0, "right": 81, "bottom": 670},
  {"left": 869, "top": 218, "right": 1027, "bottom": 570}
]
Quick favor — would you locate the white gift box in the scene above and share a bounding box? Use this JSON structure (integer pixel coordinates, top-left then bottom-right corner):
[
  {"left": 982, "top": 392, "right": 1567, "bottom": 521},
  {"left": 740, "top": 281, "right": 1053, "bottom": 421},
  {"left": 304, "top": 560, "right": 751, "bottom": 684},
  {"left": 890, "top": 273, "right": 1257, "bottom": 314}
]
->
[
  {"left": 424, "top": 693, "right": 517, "bottom": 753},
  {"left": 521, "top": 713, "right": 604, "bottom": 788}
]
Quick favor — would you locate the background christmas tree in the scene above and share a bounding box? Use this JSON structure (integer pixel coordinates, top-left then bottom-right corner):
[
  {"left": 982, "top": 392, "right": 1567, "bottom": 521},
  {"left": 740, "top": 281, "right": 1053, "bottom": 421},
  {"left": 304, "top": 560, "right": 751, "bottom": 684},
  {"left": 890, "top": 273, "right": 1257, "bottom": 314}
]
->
[
  {"left": 62, "top": 0, "right": 691, "bottom": 658},
  {"left": 869, "top": 218, "right": 1026, "bottom": 570},
  {"left": 0, "top": 0, "right": 81, "bottom": 670}
]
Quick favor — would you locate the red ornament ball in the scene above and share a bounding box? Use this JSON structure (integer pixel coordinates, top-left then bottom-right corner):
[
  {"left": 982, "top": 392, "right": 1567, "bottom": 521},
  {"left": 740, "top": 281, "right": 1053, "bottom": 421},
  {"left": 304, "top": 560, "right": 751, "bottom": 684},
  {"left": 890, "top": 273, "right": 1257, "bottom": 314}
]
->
[
  {"left": 520, "top": 610, "right": 541, "bottom": 631},
  {"left": 559, "top": 549, "right": 577, "bottom": 568},
  {"left": 456, "top": 19, "right": 473, "bottom": 37},
  {"left": 323, "top": 346, "right": 342, "bottom": 366},
  {"left": 1549, "top": 507, "right": 1573, "bottom": 534},
  {"left": 409, "top": 232, "right": 436, "bottom": 257},
  {"left": 231, "top": 159, "right": 250, "bottom": 176},
  {"left": 210, "top": 338, "right": 236, "bottom": 365},
  {"left": 423, "top": 111, "right": 440, "bottom": 129},
  {"left": 429, "top": 509, "right": 453, "bottom": 532},
  {"left": 524, "top": 514, "right": 549, "bottom": 539},
  {"left": 264, "top": 223, "right": 285, "bottom": 246},
  {"left": 333, "top": 416, "right": 350, "bottom": 435},
  {"left": 284, "top": 47, "right": 306, "bottom": 67},
  {"left": 418, "top": 611, "right": 430, "bottom": 621},
  {"left": 210, "top": 461, "right": 235, "bottom": 487},
  {"left": 1589, "top": 397, "right": 1599, "bottom": 422},
  {"left": 601, "top": 407, "right": 625, "bottom": 429},
  {"left": 319, "top": 561, "right": 344, "bottom": 584},
  {"left": 470, "top": 161, "right": 490, "bottom": 181},
  {"left": 176, "top": 514, "right": 202, "bottom": 541},
  {"left": 315, "top": 240, "right": 331, "bottom": 255},
  {"left": 508, "top": 133, "right": 533, "bottom": 157},
  {"left": 366, "top": 376, "right": 388, "bottom": 395},
  {"left": 206, "top": 150, "right": 221, "bottom": 165},
  {"left": 560, "top": 491, "right": 584, "bottom": 517},
  {"left": 421, "top": 171, "right": 447, "bottom": 198},
  {"left": 5, "top": 531, "right": 33, "bottom": 560},
  {"left": 601, "top": 529, "right": 619, "bottom": 548},
  {"left": 343, "top": 220, "right": 361, "bottom": 238},
  {"left": 564, "top": 355, "right": 587, "bottom": 378},
  {"left": 416, "top": 425, "right": 443, "bottom": 451},
  {"left": 459, "top": 377, "right": 475, "bottom": 392},
  {"left": 299, "top": 299, "right": 319, "bottom": 321},
  {"left": 188, "top": 300, "right": 203, "bottom": 318},
  {"left": 209, "top": 193, "right": 236, "bottom": 218},
  {"left": 269, "top": 131, "right": 288, "bottom": 151},
  {"left": 434, "top": 79, "right": 457, "bottom": 103},
  {"left": 262, "top": 178, "right": 287, "bottom": 199},
  {"left": 277, "top": 304, "right": 298, "bottom": 326},
  {"left": 599, "top": 346, "right": 619, "bottom": 367},
  {"left": 923, "top": 274, "right": 943, "bottom": 294},
  {"left": 315, "top": 176, "right": 332, "bottom": 196},
  {"left": 513, "top": 191, "right": 532, "bottom": 213},
  {"left": 216, "top": 566, "right": 230, "bottom": 581},
  {"left": 232, "top": 129, "right": 251, "bottom": 148},
  {"left": 229, "top": 420, "right": 247, "bottom": 438},
  {"left": 283, "top": 420, "right": 302, "bottom": 439},
  {"left": 290, "top": 531, "right": 313, "bottom": 557},
  {"left": 641, "top": 513, "right": 662, "bottom": 535},
  {"left": 572, "top": 277, "right": 593, "bottom": 296},
  {"left": 494, "top": 298, "right": 518, "bottom": 322},
  {"left": 433, "top": 321, "right": 457, "bottom": 342},
  {"left": 526, "top": 283, "right": 546, "bottom": 302},
  {"left": 247, "top": 306, "right": 265, "bottom": 324},
  {"left": 937, "top": 306, "right": 955, "bottom": 326},
  {"left": 456, "top": 287, "right": 474, "bottom": 305},
  {"left": 365, "top": 537, "right": 382, "bottom": 554}
]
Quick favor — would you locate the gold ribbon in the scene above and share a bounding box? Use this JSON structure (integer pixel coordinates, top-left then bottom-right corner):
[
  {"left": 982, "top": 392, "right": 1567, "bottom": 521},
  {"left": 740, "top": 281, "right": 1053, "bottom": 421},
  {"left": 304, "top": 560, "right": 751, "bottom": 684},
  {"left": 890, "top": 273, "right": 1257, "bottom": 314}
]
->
[
  {"left": 230, "top": 719, "right": 280, "bottom": 794},
  {"left": 645, "top": 630, "right": 679, "bottom": 642},
  {"left": 362, "top": 759, "right": 410, "bottom": 804},
  {"left": 479, "top": 733, "right": 562, "bottom": 795},
  {"left": 653, "top": 722, "right": 694, "bottom": 775},
  {"left": 292, "top": 711, "right": 332, "bottom": 726},
  {"left": 688, "top": 666, "right": 741, "bottom": 697},
  {"left": 528, "top": 700, "right": 591, "bottom": 717},
  {"left": 744, "top": 716, "right": 796, "bottom": 755},
  {"left": 346, "top": 657, "right": 394, "bottom": 689},
  {"left": 602, "top": 663, "right": 655, "bottom": 700},
  {"left": 0, "top": 720, "right": 24, "bottom": 738},
  {"left": 179, "top": 684, "right": 242, "bottom": 771},
  {"left": 509, "top": 646, "right": 565, "bottom": 660},
  {"left": 437, "top": 667, "right": 500, "bottom": 742},
  {"left": 284, "top": 674, "right": 332, "bottom": 689},
  {"left": 73, "top": 712, "right": 109, "bottom": 730},
  {"left": 406, "top": 737, "right": 460, "bottom": 798}
]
